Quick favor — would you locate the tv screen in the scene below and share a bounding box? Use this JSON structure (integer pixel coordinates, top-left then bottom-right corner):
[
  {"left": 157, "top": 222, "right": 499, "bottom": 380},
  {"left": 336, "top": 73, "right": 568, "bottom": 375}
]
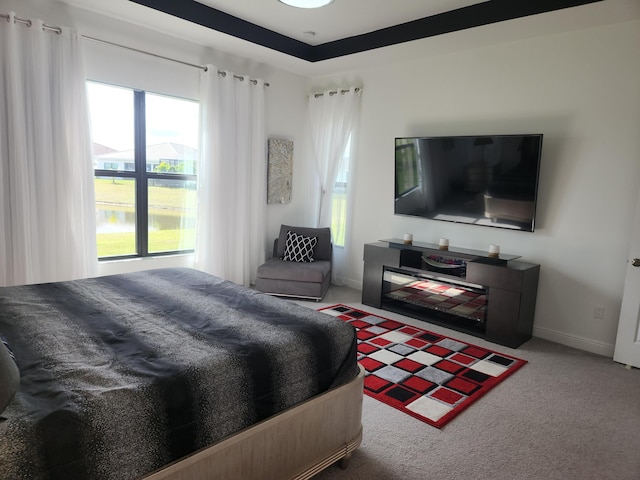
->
[{"left": 394, "top": 134, "right": 543, "bottom": 232}]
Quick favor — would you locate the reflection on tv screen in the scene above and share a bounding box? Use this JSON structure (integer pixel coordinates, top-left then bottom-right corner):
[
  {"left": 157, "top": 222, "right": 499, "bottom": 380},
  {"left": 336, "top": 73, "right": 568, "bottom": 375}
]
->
[{"left": 394, "top": 134, "right": 543, "bottom": 232}]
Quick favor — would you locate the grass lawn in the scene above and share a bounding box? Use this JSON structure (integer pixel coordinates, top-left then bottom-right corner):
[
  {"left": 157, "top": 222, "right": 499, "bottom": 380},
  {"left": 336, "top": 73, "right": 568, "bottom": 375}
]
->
[
  {"left": 95, "top": 177, "right": 196, "bottom": 212},
  {"left": 97, "top": 229, "right": 195, "bottom": 257},
  {"left": 331, "top": 192, "right": 347, "bottom": 247},
  {"left": 96, "top": 178, "right": 195, "bottom": 257},
  {"left": 96, "top": 178, "right": 347, "bottom": 256}
]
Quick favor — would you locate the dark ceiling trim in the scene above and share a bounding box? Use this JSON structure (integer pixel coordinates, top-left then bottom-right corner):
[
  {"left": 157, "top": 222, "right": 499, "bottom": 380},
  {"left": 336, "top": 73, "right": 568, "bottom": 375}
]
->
[
  {"left": 130, "top": 0, "right": 603, "bottom": 63},
  {"left": 130, "top": 0, "right": 313, "bottom": 60},
  {"left": 311, "top": 0, "right": 603, "bottom": 61}
]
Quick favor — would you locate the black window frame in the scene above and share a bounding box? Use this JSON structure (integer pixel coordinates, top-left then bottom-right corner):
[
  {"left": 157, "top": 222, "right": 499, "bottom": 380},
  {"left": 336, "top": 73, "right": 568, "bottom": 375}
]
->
[{"left": 93, "top": 89, "right": 197, "bottom": 260}]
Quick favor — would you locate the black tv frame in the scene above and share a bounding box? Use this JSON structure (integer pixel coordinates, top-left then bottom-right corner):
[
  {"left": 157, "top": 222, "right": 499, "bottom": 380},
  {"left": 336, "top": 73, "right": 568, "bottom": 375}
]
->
[{"left": 394, "top": 134, "right": 543, "bottom": 232}]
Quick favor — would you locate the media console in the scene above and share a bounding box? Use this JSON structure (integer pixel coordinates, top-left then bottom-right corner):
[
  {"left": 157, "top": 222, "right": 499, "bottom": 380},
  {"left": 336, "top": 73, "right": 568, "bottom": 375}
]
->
[{"left": 362, "top": 239, "right": 540, "bottom": 348}]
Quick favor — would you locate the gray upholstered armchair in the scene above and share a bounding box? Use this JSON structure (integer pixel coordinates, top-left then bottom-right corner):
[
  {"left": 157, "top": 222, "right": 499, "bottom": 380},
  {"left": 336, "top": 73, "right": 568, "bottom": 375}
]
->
[{"left": 255, "top": 224, "right": 332, "bottom": 301}]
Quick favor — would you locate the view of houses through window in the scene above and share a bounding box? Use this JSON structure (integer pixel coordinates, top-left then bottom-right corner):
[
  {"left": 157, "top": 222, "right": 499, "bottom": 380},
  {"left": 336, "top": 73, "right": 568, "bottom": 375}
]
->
[{"left": 87, "top": 82, "right": 199, "bottom": 259}]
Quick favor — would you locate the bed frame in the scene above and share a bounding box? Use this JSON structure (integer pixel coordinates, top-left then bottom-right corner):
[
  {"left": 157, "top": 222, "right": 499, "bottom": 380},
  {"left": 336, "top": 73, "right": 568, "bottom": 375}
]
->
[{"left": 143, "top": 365, "right": 365, "bottom": 480}]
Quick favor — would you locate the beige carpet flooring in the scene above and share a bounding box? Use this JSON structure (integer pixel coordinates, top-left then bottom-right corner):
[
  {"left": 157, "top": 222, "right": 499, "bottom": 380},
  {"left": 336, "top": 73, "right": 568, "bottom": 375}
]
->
[{"left": 294, "top": 286, "right": 640, "bottom": 480}]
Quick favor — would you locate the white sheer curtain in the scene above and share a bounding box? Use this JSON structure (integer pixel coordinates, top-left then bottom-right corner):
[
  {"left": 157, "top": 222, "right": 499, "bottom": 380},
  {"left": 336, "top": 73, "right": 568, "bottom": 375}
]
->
[
  {"left": 195, "top": 67, "right": 266, "bottom": 286},
  {"left": 307, "top": 87, "right": 361, "bottom": 285},
  {"left": 0, "top": 13, "right": 97, "bottom": 287}
]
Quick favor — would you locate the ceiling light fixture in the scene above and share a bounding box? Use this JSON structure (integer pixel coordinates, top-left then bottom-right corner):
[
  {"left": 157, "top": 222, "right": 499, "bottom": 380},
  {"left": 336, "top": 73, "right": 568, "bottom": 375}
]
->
[{"left": 278, "top": 0, "right": 334, "bottom": 8}]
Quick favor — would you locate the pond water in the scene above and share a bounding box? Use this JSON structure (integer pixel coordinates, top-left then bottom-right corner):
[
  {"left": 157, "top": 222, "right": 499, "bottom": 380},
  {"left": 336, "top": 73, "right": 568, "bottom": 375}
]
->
[{"left": 96, "top": 208, "right": 195, "bottom": 233}]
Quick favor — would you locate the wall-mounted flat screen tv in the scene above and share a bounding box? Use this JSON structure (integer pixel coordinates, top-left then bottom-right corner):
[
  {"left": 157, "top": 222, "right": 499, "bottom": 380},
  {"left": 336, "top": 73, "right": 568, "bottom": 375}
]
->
[{"left": 395, "top": 134, "right": 543, "bottom": 232}]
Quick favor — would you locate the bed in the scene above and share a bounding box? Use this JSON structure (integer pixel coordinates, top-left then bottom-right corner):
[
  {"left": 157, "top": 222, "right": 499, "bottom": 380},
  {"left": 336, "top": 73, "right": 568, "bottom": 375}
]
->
[{"left": 0, "top": 267, "right": 363, "bottom": 480}]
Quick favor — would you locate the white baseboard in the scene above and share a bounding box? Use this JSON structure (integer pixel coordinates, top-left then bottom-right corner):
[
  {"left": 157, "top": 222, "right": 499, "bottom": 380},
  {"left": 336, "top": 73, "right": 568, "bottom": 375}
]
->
[
  {"left": 532, "top": 325, "right": 615, "bottom": 358},
  {"left": 344, "top": 278, "right": 363, "bottom": 291}
]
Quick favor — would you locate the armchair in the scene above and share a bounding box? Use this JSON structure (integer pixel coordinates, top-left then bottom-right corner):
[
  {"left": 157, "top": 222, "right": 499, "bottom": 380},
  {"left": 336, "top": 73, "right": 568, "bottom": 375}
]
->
[{"left": 255, "top": 225, "right": 332, "bottom": 301}]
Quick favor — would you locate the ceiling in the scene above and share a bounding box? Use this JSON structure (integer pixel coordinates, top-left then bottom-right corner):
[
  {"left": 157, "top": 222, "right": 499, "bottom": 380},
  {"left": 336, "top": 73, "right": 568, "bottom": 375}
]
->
[
  {"left": 173, "top": 0, "right": 490, "bottom": 46},
  {"left": 60, "top": 0, "right": 640, "bottom": 77}
]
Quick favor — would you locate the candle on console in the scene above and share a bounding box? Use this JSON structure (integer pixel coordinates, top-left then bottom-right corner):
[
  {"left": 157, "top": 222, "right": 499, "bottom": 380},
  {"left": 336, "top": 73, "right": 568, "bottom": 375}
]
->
[
  {"left": 488, "top": 244, "right": 500, "bottom": 258},
  {"left": 403, "top": 233, "right": 413, "bottom": 245},
  {"left": 438, "top": 237, "right": 449, "bottom": 250}
]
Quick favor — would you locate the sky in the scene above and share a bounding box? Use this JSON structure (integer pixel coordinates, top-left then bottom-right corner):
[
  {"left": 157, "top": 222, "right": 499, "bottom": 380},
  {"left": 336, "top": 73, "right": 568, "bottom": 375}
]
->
[{"left": 87, "top": 82, "right": 199, "bottom": 152}]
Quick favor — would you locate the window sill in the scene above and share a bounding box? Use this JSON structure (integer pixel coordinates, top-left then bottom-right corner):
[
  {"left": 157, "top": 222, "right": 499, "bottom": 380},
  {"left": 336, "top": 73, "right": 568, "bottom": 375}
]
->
[{"left": 97, "top": 253, "right": 195, "bottom": 277}]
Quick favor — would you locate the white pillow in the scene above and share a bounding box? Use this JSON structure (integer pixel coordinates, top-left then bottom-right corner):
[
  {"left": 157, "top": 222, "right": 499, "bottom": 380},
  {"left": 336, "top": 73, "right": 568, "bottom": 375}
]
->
[{"left": 282, "top": 230, "right": 318, "bottom": 263}]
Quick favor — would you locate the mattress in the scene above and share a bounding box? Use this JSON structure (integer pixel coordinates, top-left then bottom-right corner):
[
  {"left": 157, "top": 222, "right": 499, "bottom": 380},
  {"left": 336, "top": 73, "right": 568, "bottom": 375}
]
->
[{"left": 0, "top": 268, "right": 358, "bottom": 480}]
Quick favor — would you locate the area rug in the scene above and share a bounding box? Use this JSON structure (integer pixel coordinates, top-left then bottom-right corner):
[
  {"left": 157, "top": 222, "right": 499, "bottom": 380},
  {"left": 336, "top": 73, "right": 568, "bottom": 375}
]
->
[{"left": 320, "top": 304, "right": 527, "bottom": 429}]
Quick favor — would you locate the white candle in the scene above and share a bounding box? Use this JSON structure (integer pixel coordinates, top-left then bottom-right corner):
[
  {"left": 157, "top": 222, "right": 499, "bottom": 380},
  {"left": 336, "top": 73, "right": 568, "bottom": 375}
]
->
[
  {"left": 439, "top": 238, "right": 449, "bottom": 247},
  {"left": 488, "top": 244, "right": 500, "bottom": 257},
  {"left": 403, "top": 233, "right": 413, "bottom": 244}
]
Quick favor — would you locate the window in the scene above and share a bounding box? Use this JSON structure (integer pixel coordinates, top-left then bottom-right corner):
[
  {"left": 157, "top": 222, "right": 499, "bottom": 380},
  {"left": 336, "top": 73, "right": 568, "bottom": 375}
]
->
[
  {"left": 87, "top": 82, "right": 199, "bottom": 259},
  {"left": 331, "top": 136, "right": 352, "bottom": 248}
]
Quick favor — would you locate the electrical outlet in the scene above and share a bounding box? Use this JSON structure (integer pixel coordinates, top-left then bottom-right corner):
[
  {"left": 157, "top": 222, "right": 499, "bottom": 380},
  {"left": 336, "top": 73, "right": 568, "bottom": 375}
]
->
[{"left": 593, "top": 305, "right": 605, "bottom": 320}]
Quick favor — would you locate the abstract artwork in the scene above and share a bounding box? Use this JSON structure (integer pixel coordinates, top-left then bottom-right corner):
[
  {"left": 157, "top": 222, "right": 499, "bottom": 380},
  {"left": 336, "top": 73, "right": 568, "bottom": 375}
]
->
[{"left": 267, "top": 138, "right": 293, "bottom": 204}]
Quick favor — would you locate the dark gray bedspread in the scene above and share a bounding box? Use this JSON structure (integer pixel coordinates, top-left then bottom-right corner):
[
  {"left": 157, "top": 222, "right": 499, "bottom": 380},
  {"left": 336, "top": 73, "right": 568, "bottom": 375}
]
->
[{"left": 0, "top": 268, "right": 358, "bottom": 480}]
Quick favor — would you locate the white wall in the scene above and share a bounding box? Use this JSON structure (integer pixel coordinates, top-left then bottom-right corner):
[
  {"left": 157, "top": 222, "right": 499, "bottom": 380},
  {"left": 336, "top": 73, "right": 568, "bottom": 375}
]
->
[{"left": 311, "top": 20, "right": 640, "bottom": 356}]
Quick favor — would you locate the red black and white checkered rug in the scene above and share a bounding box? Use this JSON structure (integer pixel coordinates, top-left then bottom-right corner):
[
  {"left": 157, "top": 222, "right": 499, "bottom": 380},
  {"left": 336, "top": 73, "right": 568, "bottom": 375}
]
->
[{"left": 320, "top": 304, "right": 527, "bottom": 429}]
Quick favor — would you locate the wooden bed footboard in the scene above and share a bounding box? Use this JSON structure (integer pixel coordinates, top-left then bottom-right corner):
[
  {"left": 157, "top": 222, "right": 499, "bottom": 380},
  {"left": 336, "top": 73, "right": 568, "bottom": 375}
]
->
[{"left": 143, "top": 365, "right": 365, "bottom": 480}]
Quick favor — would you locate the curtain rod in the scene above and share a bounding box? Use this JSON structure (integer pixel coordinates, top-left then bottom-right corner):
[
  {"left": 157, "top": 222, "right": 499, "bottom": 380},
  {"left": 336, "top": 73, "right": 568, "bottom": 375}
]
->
[
  {"left": 1, "top": 12, "right": 61, "bottom": 33},
  {"left": 1, "top": 12, "right": 269, "bottom": 87},
  {"left": 313, "top": 87, "right": 361, "bottom": 98}
]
